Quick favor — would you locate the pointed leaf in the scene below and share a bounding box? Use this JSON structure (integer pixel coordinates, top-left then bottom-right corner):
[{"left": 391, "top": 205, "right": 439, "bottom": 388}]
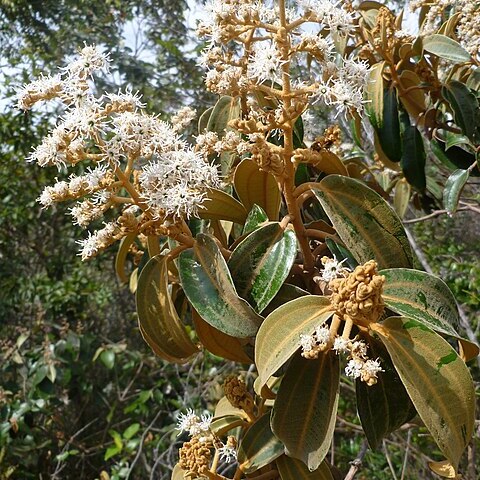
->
[
  {"left": 356, "top": 339, "right": 416, "bottom": 450},
  {"left": 277, "top": 455, "right": 334, "bottom": 480},
  {"left": 179, "top": 234, "right": 263, "bottom": 338},
  {"left": 228, "top": 223, "right": 297, "bottom": 313},
  {"left": 262, "top": 283, "right": 310, "bottom": 315},
  {"left": 393, "top": 179, "right": 411, "bottom": 219},
  {"left": 376, "top": 89, "right": 402, "bottom": 163},
  {"left": 401, "top": 125, "right": 426, "bottom": 191},
  {"left": 234, "top": 159, "right": 281, "bottom": 221},
  {"left": 115, "top": 233, "right": 137, "bottom": 283},
  {"left": 192, "top": 310, "right": 252, "bottom": 363},
  {"left": 443, "top": 169, "right": 469, "bottom": 214},
  {"left": 370, "top": 317, "right": 475, "bottom": 471},
  {"left": 398, "top": 71, "right": 426, "bottom": 119},
  {"left": 255, "top": 296, "right": 333, "bottom": 388},
  {"left": 442, "top": 81, "right": 479, "bottom": 142},
  {"left": 199, "top": 188, "right": 247, "bottom": 224},
  {"left": 271, "top": 352, "right": 340, "bottom": 471},
  {"left": 423, "top": 34, "right": 471, "bottom": 63},
  {"left": 380, "top": 268, "right": 479, "bottom": 361},
  {"left": 136, "top": 255, "right": 198, "bottom": 363},
  {"left": 243, "top": 204, "right": 268, "bottom": 235},
  {"left": 237, "top": 413, "right": 284, "bottom": 474},
  {"left": 210, "top": 415, "right": 248, "bottom": 436},
  {"left": 366, "top": 61, "right": 386, "bottom": 129},
  {"left": 312, "top": 175, "right": 413, "bottom": 269}
]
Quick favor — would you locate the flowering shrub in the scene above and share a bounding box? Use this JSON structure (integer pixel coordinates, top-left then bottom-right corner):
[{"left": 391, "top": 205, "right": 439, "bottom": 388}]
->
[{"left": 18, "top": 0, "right": 479, "bottom": 479}]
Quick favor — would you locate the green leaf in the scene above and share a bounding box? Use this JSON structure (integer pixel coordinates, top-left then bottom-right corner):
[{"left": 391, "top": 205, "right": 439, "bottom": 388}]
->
[
  {"left": 356, "top": 339, "right": 415, "bottom": 450},
  {"left": 243, "top": 204, "right": 268, "bottom": 235},
  {"left": 423, "top": 34, "right": 471, "bottom": 63},
  {"left": 393, "top": 179, "right": 411, "bottom": 219},
  {"left": 271, "top": 352, "right": 340, "bottom": 471},
  {"left": 234, "top": 159, "right": 282, "bottom": 221},
  {"left": 276, "top": 455, "right": 334, "bottom": 480},
  {"left": 198, "top": 106, "right": 213, "bottom": 134},
  {"left": 401, "top": 125, "right": 426, "bottom": 191},
  {"left": 210, "top": 415, "right": 247, "bottom": 437},
  {"left": 136, "top": 255, "right": 198, "bottom": 363},
  {"left": 237, "top": 413, "right": 284, "bottom": 474},
  {"left": 380, "top": 268, "right": 479, "bottom": 361},
  {"left": 444, "top": 132, "right": 472, "bottom": 151},
  {"left": 179, "top": 234, "right": 263, "bottom": 338},
  {"left": 199, "top": 188, "right": 248, "bottom": 224},
  {"left": 366, "top": 61, "right": 386, "bottom": 129},
  {"left": 262, "top": 283, "right": 310, "bottom": 315},
  {"left": 376, "top": 89, "right": 402, "bottom": 163},
  {"left": 228, "top": 223, "right": 297, "bottom": 313},
  {"left": 325, "top": 238, "right": 358, "bottom": 270},
  {"left": 430, "top": 139, "right": 478, "bottom": 174},
  {"left": 443, "top": 169, "right": 469, "bottom": 214},
  {"left": 442, "top": 81, "right": 479, "bottom": 142},
  {"left": 370, "top": 317, "right": 475, "bottom": 471},
  {"left": 312, "top": 176, "right": 413, "bottom": 269},
  {"left": 123, "top": 423, "right": 140, "bottom": 440},
  {"left": 100, "top": 350, "right": 115, "bottom": 370},
  {"left": 255, "top": 295, "right": 333, "bottom": 388}
]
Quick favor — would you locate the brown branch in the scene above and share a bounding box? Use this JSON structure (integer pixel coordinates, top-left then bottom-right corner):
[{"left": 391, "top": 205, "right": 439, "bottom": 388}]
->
[{"left": 344, "top": 439, "right": 369, "bottom": 480}]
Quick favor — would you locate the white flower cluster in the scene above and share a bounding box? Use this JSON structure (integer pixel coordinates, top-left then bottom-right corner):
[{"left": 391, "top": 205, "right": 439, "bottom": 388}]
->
[
  {"left": 319, "top": 254, "right": 351, "bottom": 282},
  {"left": 300, "top": 329, "right": 384, "bottom": 385},
  {"left": 176, "top": 409, "right": 213, "bottom": 437},
  {"left": 139, "top": 149, "right": 220, "bottom": 219},
  {"left": 18, "top": 45, "right": 221, "bottom": 260}
]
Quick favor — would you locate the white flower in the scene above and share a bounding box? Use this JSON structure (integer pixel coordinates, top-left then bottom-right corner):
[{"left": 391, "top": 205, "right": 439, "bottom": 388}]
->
[
  {"left": 247, "top": 42, "right": 285, "bottom": 83},
  {"left": 330, "top": 80, "right": 366, "bottom": 117},
  {"left": 361, "top": 358, "right": 384, "bottom": 377},
  {"left": 350, "top": 340, "right": 368, "bottom": 359},
  {"left": 300, "top": 333, "right": 316, "bottom": 353},
  {"left": 218, "top": 443, "right": 237, "bottom": 463},
  {"left": 340, "top": 59, "right": 370, "bottom": 88},
  {"left": 320, "top": 254, "right": 350, "bottom": 282},
  {"left": 63, "top": 44, "right": 110, "bottom": 78},
  {"left": 105, "top": 88, "right": 145, "bottom": 110},
  {"left": 333, "top": 336, "right": 349, "bottom": 354},
  {"left": 28, "top": 130, "right": 67, "bottom": 168},
  {"left": 139, "top": 148, "right": 220, "bottom": 218},
  {"left": 176, "top": 409, "right": 212, "bottom": 437},
  {"left": 84, "top": 165, "right": 109, "bottom": 190},
  {"left": 16, "top": 74, "right": 63, "bottom": 110},
  {"left": 315, "top": 325, "right": 331, "bottom": 345},
  {"left": 345, "top": 358, "right": 364, "bottom": 379}
]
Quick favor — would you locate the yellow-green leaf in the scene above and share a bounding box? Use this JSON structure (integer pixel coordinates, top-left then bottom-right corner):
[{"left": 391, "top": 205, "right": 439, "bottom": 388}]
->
[
  {"left": 423, "top": 34, "right": 471, "bottom": 63},
  {"left": 370, "top": 317, "right": 475, "bottom": 471},
  {"left": 237, "top": 413, "right": 284, "bottom": 474},
  {"left": 312, "top": 175, "right": 413, "bottom": 269},
  {"left": 393, "top": 179, "right": 411, "bottom": 219},
  {"left": 366, "top": 61, "right": 386, "bottom": 129},
  {"left": 255, "top": 296, "right": 333, "bottom": 388},
  {"left": 271, "top": 352, "right": 340, "bottom": 471},
  {"left": 234, "top": 159, "right": 281, "bottom": 221},
  {"left": 136, "top": 255, "right": 198, "bottom": 363},
  {"left": 276, "top": 455, "right": 334, "bottom": 480}
]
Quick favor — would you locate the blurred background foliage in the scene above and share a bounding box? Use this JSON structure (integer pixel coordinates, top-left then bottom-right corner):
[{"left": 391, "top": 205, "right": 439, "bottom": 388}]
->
[{"left": 0, "top": 1, "right": 478, "bottom": 479}]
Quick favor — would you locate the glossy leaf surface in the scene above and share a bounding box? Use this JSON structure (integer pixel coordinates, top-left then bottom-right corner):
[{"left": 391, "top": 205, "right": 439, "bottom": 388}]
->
[
  {"left": 179, "top": 234, "right": 263, "bottom": 338},
  {"left": 229, "top": 223, "right": 297, "bottom": 313},
  {"left": 272, "top": 352, "right": 339, "bottom": 471},
  {"left": 370, "top": 317, "right": 475, "bottom": 471},
  {"left": 243, "top": 204, "right": 268, "bottom": 235},
  {"left": 443, "top": 169, "right": 469, "bottom": 214},
  {"left": 199, "top": 188, "right": 247, "bottom": 225},
  {"left": 401, "top": 125, "right": 426, "bottom": 191},
  {"left": 380, "top": 268, "right": 479, "bottom": 360},
  {"left": 237, "top": 413, "right": 283, "bottom": 474},
  {"left": 312, "top": 175, "right": 413, "bottom": 269}
]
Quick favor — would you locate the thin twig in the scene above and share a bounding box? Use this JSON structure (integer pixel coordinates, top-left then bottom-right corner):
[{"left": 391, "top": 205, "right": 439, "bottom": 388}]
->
[
  {"left": 344, "top": 439, "right": 368, "bottom": 480},
  {"left": 382, "top": 440, "right": 398, "bottom": 480},
  {"left": 126, "top": 409, "right": 163, "bottom": 479},
  {"left": 400, "top": 429, "right": 412, "bottom": 480},
  {"left": 402, "top": 206, "right": 472, "bottom": 224}
]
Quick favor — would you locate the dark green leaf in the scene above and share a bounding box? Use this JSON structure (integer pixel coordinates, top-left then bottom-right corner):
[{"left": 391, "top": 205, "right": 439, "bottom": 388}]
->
[
  {"left": 243, "top": 204, "right": 268, "bottom": 235},
  {"left": 277, "top": 455, "right": 334, "bottom": 480},
  {"left": 237, "top": 413, "right": 283, "bottom": 474},
  {"left": 401, "top": 125, "right": 426, "bottom": 191},
  {"left": 228, "top": 223, "right": 297, "bottom": 313},
  {"left": 376, "top": 89, "right": 402, "bottom": 163},
  {"left": 179, "top": 234, "right": 263, "bottom": 338},
  {"left": 272, "top": 352, "right": 339, "bottom": 471}
]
